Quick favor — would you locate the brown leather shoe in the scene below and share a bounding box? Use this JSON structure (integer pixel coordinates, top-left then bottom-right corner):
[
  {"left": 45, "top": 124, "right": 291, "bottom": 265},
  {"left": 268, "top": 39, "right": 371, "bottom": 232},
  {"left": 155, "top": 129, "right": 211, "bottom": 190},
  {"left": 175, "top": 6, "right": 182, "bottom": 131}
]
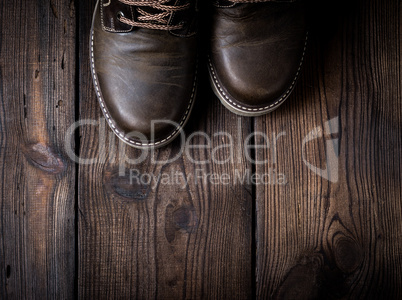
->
[
  {"left": 208, "top": 0, "right": 308, "bottom": 116},
  {"left": 91, "top": 0, "right": 198, "bottom": 148}
]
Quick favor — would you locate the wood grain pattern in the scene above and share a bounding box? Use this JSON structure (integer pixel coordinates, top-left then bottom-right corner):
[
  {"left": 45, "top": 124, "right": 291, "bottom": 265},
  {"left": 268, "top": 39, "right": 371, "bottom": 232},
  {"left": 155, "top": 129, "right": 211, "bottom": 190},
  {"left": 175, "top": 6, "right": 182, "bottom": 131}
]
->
[
  {"left": 0, "top": 0, "right": 76, "bottom": 299},
  {"left": 255, "top": 0, "right": 402, "bottom": 298},
  {"left": 78, "top": 1, "right": 253, "bottom": 298},
  {"left": 0, "top": 0, "right": 401, "bottom": 298}
]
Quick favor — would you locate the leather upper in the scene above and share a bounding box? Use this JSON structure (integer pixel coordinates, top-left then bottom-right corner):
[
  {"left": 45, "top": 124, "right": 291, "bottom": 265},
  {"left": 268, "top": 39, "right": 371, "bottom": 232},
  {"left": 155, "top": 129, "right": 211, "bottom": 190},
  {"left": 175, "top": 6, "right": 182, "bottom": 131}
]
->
[
  {"left": 92, "top": 0, "right": 197, "bottom": 145},
  {"left": 209, "top": 1, "right": 307, "bottom": 110}
]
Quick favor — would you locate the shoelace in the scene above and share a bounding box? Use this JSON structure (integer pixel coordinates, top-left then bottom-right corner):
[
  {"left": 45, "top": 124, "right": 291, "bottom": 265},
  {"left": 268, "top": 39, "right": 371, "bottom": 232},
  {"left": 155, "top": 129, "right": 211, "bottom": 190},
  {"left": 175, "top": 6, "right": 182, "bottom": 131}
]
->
[{"left": 117, "top": 0, "right": 190, "bottom": 30}]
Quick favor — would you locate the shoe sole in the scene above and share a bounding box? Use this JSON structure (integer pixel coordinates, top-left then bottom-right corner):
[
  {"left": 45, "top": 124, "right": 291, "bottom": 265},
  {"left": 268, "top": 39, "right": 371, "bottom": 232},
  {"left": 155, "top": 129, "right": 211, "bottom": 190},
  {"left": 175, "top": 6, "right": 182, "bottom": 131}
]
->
[
  {"left": 207, "top": 32, "right": 308, "bottom": 117},
  {"left": 90, "top": 0, "right": 197, "bottom": 149}
]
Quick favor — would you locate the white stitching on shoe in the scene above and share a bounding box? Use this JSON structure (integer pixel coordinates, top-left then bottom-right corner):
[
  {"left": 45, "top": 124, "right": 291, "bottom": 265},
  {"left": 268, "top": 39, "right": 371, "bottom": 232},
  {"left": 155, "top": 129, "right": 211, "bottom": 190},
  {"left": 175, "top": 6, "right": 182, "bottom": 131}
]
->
[
  {"left": 209, "top": 32, "right": 308, "bottom": 113},
  {"left": 90, "top": 30, "right": 197, "bottom": 147}
]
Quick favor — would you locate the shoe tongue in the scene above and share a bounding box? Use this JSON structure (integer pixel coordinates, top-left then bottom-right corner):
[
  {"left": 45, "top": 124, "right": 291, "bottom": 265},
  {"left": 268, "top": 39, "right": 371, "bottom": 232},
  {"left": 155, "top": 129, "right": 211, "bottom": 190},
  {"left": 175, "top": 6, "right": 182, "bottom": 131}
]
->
[{"left": 139, "top": 6, "right": 161, "bottom": 15}]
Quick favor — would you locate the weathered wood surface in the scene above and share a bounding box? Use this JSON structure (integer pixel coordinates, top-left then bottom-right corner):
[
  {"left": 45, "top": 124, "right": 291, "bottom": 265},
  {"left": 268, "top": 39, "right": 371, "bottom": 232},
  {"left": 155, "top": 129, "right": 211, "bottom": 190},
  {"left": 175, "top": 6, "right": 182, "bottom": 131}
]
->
[
  {"left": 78, "top": 1, "right": 253, "bottom": 299},
  {"left": 256, "top": 0, "right": 402, "bottom": 298},
  {"left": 0, "top": 0, "right": 76, "bottom": 299},
  {"left": 0, "top": 0, "right": 401, "bottom": 299}
]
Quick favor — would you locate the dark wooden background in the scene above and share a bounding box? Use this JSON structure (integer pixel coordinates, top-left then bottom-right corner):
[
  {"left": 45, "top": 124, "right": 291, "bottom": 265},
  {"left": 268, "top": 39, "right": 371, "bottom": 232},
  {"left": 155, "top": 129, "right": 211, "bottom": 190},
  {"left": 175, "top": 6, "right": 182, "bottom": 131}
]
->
[{"left": 1, "top": 0, "right": 401, "bottom": 299}]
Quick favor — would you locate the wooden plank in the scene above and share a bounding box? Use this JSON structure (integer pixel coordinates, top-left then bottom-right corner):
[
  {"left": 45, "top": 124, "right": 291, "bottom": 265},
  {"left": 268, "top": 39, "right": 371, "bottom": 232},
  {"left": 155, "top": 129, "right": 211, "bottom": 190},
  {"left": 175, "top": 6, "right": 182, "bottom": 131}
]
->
[
  {"left": 78, "top": 1, "right": 253, "bottom": 298},
  {"left": 0, "top": 0, "right": 76, "bottom": 299},
  {"left": 255, "top": 0, "right": 402, "bottom": 298}
]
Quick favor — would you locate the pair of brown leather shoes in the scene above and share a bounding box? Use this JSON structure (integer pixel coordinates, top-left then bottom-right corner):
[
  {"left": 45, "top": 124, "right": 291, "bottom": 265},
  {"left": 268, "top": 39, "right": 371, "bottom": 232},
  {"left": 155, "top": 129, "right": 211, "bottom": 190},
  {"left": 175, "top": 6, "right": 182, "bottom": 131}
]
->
[{"left": 91, "top": 0, "right": 307, "bottom": 149}]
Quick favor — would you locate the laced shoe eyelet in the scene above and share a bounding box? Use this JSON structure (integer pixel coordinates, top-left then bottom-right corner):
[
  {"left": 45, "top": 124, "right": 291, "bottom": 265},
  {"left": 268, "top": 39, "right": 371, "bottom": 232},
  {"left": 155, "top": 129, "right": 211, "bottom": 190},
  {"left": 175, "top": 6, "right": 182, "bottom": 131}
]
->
[{"left": 117, "top": 11, "right": 125, "bottom": 21}]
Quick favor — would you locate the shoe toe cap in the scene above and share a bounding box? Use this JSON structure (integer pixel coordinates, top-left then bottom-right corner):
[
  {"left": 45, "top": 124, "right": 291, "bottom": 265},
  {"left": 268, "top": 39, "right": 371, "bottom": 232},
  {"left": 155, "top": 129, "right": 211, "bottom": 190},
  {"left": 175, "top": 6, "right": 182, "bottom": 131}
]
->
[
  {"left": 92, "top": 22, "right": 197, "bottom": 146},
  {"left": 96, "top": 71, "right": 195, "bottom": 145},
  {"left": 210, "top": 1, "right": 307, "bottom": 111},
  {"left": 211, "top": 36, "right": 306, "bottom": 109}
]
